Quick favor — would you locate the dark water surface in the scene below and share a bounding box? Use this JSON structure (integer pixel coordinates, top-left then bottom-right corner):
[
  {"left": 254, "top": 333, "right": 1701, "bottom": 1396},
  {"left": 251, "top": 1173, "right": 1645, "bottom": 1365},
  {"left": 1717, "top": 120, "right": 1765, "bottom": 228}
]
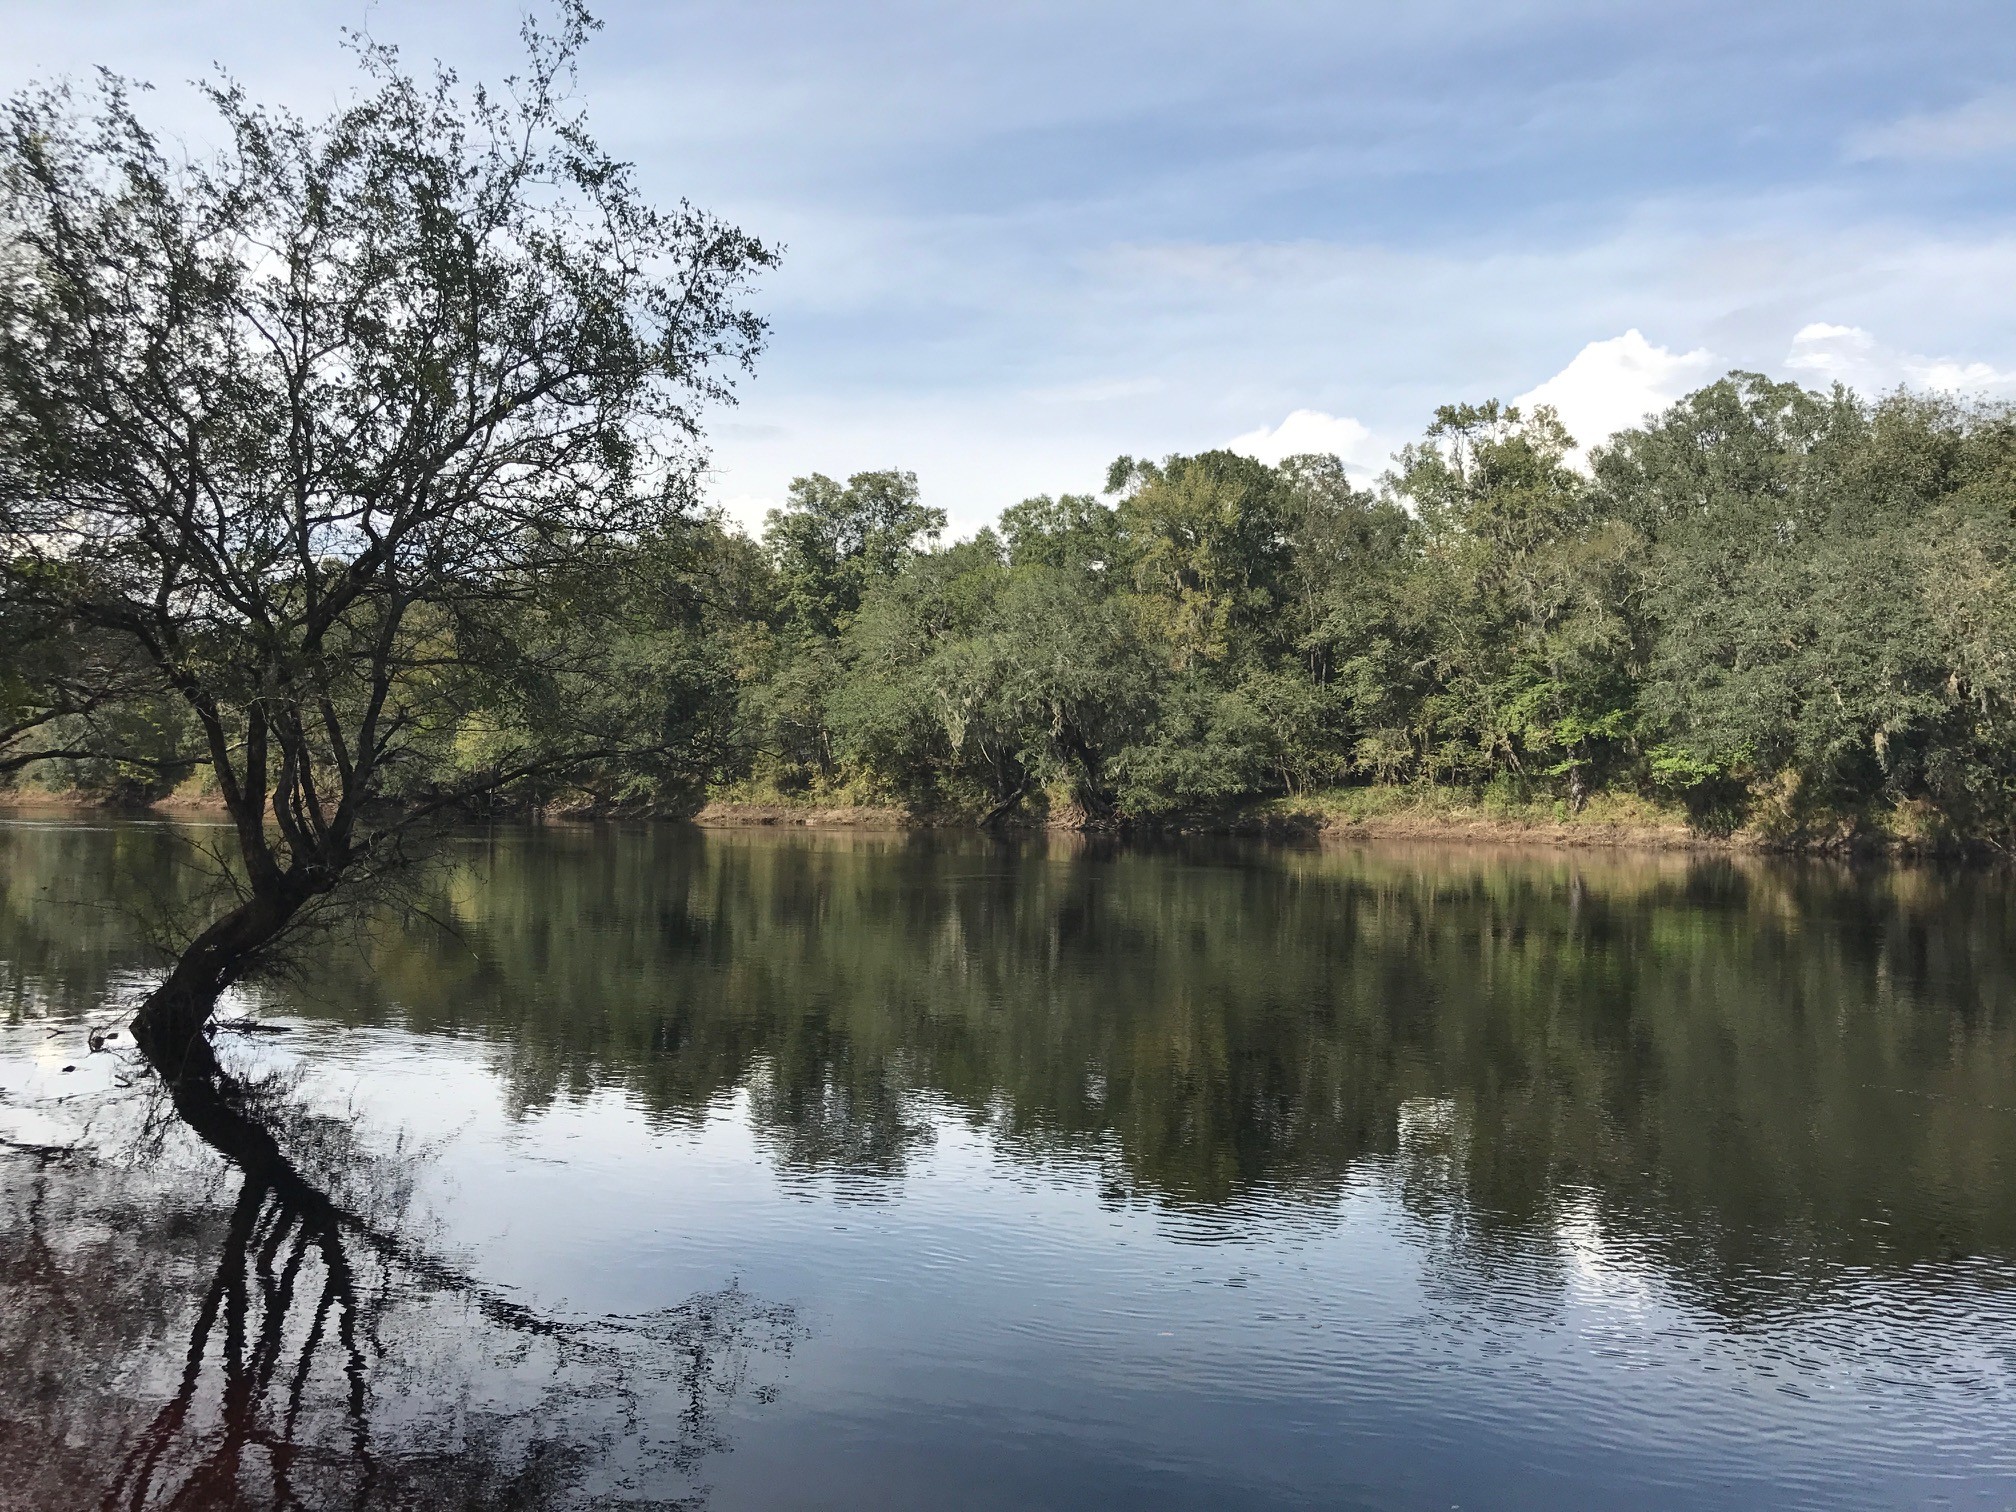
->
[{"left": 5, "top": 819, "right": 2016, "bottom": 1509}]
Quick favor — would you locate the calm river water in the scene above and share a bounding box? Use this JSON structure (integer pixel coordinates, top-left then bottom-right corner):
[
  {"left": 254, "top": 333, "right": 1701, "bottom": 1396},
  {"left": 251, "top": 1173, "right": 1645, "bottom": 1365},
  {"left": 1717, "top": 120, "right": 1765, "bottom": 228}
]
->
[{"left": 4, "top": 819, "right": 2016, "bottom": 1509}]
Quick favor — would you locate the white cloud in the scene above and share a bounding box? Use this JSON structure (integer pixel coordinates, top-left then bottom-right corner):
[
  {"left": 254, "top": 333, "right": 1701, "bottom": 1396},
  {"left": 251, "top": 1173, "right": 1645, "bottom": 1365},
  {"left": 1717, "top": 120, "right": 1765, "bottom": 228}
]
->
[
  {"left": 1227, "top": 409, "right": 1381, "bottom": 471},
  {"left": 1785, "top": 323, "right": 2016, "bottom": 395},
  {"left": 1784, "top": 321, "right": 1878, "bottom": 378},
  {"left": 1513, "top": 330, "right": 1714, "bottom": 459},
  {"left": 1908, "top": 358, "right": 2016, "bottom": 392},
  {"left": 1849, "top": 93, "right": 2016, "bottom": 162},
  {"left": 1791, "top": 320, "right": 1868, "bottom": 344},
  {"left": 711, "top": 493, "right": 779, "bottom": 538}
]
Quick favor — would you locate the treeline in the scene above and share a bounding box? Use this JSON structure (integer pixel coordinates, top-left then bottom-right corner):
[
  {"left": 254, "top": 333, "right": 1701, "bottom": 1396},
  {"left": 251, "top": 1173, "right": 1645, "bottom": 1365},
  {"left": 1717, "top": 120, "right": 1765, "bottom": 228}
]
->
[
  {"left": 11, "top": 371, "right": 2016, "bottom": 846},
  {"left": 726, "top": 371, "right": 2016, "bottom": 845}
]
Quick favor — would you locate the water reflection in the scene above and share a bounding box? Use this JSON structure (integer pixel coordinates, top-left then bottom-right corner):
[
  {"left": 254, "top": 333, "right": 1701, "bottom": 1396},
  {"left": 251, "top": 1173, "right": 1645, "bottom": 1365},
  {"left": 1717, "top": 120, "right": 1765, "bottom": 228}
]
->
[
  {"left": 9, "top": 824, "right": 2016, "bottom": 1287},
  {"left": 1, "top": 1046, "right": 798, "bottom": 1511},
  {"left": 5, "top": 820, "right": 2016, "bottom": 1508},
  {"left": 293, "top": 830, "right": 2016, "bottom": 1289}
]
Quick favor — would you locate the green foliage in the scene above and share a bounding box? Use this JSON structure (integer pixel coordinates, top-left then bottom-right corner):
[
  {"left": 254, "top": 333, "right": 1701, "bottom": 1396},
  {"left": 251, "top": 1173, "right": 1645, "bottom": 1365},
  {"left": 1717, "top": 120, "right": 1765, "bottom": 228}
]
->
[
  {"left": 999, "top": 493, "right": 1120, "bottom": 574},
  {"left": 1646, "top": 744, "right": 1726, "bottom": 791},
  {"left": 983, "top": 565, "right": 1163, "bottom": 817},
  {"left": 764, "top": 470, "right": 946, "bottom": 638},
  {"left": 1598, "top": 379, "right": 2016, "bottom": 839},
  {"left": 720, "top": 377, "right": 2016, "bottom": 844},
  {"left": 826, "top": 535, "right": 1013, "bottom": 805},
  {"left": 1389, "top": 402, "right": 1641, "bottom": 793},
  {"left": 1110, "top": 449, "right": 1293, "bottom": 668}
]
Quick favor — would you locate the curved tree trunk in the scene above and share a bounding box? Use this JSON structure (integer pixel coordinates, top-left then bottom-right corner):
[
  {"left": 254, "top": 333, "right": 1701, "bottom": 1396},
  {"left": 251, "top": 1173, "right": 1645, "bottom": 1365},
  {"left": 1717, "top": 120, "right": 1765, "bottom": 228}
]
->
[
  {"left": 981, "top": 772, "right": 1035, "bottom": 828},
  {"left": 132, "top": 883, "right": 310, "bottom": 1082},
  {"left": 1052, "top": 722, "right": 1123, "bottom": 830}
]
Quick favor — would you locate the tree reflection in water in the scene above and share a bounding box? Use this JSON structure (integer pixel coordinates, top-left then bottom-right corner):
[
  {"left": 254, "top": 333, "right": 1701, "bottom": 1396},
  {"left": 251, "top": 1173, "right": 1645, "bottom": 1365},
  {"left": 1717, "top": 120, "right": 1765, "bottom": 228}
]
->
[
  {"left": 1, "top": 1054, "right": 799, "bottom": 1512},
  {"left": 7, "top": 821, "right": 2016, "bottom": 1508}
]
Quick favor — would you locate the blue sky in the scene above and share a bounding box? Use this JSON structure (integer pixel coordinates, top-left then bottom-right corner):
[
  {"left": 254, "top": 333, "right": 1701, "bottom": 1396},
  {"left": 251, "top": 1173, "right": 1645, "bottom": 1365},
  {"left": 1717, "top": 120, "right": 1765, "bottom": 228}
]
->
[{"left": 6, "top": 0, "right": 2015, "bottom": 532}]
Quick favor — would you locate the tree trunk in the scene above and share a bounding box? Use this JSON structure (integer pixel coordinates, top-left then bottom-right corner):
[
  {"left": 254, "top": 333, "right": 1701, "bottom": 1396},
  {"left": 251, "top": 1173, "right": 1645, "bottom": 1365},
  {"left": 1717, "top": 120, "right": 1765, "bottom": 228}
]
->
[
  {"left": 981, "top": 774, "right": 1034, "bottom": 828},
  {"left": 1053, "top": 723, "right": 1120, "bottom": 829},
  {"left": 131, "top": 884, "right": 309, "bottom": 1082}
]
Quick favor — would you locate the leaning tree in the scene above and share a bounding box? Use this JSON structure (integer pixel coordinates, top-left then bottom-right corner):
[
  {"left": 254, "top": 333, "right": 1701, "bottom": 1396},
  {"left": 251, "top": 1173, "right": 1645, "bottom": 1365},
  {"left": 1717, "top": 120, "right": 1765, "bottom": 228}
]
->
[{"left": 0, "top": 4, "right": 775, "bottom": 1074}]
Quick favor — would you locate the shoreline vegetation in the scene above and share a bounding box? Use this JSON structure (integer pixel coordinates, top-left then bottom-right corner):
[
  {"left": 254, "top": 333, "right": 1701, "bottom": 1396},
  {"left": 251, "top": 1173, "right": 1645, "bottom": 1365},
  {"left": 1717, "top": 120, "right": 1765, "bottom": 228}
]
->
[{"left": 12, "top": 375, "right": 2016, "bottom": 860}]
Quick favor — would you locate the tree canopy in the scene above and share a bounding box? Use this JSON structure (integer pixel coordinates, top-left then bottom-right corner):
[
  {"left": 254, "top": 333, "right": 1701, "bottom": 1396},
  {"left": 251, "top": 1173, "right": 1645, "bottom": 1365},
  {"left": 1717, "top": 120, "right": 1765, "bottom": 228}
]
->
[
  {"left": 15, "top": 358, "right": 2016, "bottom": 858},
  {"left": 0, "top": 3, "right": 775, "bottom": 1060},
  {"left": 699, "top": 380, "right": 2016, "bottom": 847}
]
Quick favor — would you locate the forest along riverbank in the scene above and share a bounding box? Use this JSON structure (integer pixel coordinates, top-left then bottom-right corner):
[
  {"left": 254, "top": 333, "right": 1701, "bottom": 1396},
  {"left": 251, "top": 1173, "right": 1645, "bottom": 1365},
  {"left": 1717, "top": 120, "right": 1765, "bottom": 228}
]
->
[
  {"left": 687, "top": 792, "right": 1717, "bottom": 849},
  {"left": 13, "top": 382, "right": 2016, "bottom": 859}
]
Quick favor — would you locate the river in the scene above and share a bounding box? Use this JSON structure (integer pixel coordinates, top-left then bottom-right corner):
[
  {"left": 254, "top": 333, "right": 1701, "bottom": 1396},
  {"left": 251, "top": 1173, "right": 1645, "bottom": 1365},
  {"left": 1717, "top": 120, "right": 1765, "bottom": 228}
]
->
[{"left": 3, "top": 818, "right": 2014, "bottom": 1509}]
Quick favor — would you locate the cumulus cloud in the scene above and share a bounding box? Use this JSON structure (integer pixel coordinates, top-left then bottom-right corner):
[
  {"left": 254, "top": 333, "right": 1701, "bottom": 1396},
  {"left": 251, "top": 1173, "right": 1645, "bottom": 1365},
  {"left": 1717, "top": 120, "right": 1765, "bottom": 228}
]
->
[
  {"left": 1784, "top": 321, "right": 1879, "bottom": 381},
  {"left": 1848, "top": 93, "right": 2016, "bottom": 162},
  {"left": 1909, "top": 358, "right": 2016, "bottom": 391},
  {"left": 1785, "top": 323, "right": 2016, "bottom": 395},
  {"left": 1513, "top": 330, "right": 1714, "bottom": 459},
  {"left": 1227, "top": 409, "right": 1382, "bottom": 472}
]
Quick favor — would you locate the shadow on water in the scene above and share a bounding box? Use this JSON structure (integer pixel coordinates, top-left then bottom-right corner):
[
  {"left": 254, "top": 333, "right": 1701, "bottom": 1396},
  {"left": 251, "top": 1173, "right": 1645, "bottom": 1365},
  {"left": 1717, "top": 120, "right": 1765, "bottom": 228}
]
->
[{"left": 0, "top": 1043, "right": 800, "bottom": 1512}]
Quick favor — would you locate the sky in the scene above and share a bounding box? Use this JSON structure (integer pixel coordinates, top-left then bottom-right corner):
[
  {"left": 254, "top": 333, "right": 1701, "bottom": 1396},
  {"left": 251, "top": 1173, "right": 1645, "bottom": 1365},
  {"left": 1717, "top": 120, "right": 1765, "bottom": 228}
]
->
[{"left": 4, "top": 0, "right": 2014, "bottom": 534}]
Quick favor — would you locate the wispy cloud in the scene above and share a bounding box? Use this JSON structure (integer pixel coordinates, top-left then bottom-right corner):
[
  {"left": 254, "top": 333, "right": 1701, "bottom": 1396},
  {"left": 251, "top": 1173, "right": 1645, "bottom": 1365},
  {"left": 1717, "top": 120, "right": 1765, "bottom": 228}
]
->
[
  {"left": 1848, "top": 93, "right": 2016, "bottom": 162},
  {"left": 1027, "top": 376, "right": 1166, "bottom": 405}
]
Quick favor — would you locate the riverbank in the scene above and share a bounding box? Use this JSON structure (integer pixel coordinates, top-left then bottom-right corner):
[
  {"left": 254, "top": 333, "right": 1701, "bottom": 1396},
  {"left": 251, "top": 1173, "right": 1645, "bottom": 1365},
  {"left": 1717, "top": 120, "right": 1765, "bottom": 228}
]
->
[
  {"left": 684, "top": 790, "right": 1713, "bottom": 847},
  {"left": 696, "top": 784, "right": 2008, "bottom": 856},
  {"left": 3, "top": 783, "right": 1992, "bottom": 856},
  {"left": 692, "top": 787, "right": 1976, "bottom": 855},
  {"left": 0, "top": 787, "right": 234, "bottom": 818}
]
